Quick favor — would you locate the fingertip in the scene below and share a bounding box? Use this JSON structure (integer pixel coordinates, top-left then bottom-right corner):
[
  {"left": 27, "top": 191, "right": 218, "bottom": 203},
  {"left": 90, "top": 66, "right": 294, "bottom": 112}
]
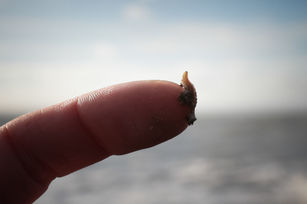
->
[{"left": 77, "top": 80, "right": 190, "bottom": 155}]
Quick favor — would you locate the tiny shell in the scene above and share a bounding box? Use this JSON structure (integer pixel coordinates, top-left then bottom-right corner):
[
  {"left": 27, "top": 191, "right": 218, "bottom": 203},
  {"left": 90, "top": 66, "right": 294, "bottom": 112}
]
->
[{"left": 178, "top": 71, "right": 197, "bottom": 125}]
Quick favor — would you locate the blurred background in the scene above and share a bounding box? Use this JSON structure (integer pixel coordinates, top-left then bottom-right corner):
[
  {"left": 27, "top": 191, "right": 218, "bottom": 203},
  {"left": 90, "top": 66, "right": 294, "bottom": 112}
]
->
[{"left": 1, "top": 0, "right": 307, "bottom": 203}]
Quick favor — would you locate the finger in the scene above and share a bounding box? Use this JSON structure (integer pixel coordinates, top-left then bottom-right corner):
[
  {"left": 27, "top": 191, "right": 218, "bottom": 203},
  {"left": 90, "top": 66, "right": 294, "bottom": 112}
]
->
[{"left": 0, "top": 80, "right": 195, "bottom": 203}]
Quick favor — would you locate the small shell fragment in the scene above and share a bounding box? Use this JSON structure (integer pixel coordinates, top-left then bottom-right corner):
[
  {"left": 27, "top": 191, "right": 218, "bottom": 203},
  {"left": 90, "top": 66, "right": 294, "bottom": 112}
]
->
[{"left": 178, "top": 71, "right": 197, "bottom": 125}]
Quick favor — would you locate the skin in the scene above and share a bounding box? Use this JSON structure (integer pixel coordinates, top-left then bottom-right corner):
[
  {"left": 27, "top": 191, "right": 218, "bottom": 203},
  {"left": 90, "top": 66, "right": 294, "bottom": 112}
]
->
[{"left": 0, "top": 80, "right": 194, "bottom": 203}]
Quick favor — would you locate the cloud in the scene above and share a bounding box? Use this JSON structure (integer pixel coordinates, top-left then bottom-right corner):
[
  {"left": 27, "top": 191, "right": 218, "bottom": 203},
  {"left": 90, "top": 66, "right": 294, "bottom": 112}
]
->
[
  {"left": 1, "top": 15, "right": 307, "bottom": 113},
  {"left": 133, "top": 22, "right": 307, "bottom": 58},
  {"left": 122, "top": 3, "right": 151, "bottom": 21},
  {"left": 92, "top": 42, "right": 119, "bottom": 60}
]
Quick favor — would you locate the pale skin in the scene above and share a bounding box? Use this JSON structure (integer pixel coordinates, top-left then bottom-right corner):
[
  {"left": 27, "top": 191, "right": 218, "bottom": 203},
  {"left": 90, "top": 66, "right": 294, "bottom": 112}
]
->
[{"left": 0, "top": 78, "right": 196, "bottom": 203}]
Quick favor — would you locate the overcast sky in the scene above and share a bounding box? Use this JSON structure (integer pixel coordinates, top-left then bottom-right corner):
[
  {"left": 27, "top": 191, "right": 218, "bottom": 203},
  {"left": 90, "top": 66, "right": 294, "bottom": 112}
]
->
[{"left": 1, "top": 0, "right": 307, "bottom": 114}]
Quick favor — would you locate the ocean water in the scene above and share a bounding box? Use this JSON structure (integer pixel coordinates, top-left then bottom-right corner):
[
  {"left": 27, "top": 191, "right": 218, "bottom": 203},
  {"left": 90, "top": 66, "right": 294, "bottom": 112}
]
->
[{"left": 1, "top": 114, "right": 307, "bottom": 204}]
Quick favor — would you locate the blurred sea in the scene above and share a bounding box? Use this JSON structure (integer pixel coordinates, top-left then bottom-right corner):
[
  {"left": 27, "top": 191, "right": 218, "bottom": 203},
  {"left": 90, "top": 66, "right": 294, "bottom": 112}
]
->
[{"left": 1, "top": 113, "right": 307, "bottom": 204}]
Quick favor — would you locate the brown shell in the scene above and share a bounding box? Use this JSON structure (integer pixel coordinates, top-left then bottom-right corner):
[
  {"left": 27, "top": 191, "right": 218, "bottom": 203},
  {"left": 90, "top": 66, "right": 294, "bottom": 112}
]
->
[{"left": 178, "top": 71, "right": 197, "bottom": 125}]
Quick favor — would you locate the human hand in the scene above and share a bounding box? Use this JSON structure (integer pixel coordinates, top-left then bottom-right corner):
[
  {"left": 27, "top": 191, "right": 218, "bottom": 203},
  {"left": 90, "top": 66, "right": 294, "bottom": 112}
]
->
[{"left": 0, "top": 75, "right": 196, "bottom": 203}]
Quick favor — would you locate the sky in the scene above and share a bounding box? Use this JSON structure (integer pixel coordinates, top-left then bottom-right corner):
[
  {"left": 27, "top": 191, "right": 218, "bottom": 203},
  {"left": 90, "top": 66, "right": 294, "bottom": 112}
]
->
[{"left": 1, "top": 0, "right": 307, "bottom": 114}]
